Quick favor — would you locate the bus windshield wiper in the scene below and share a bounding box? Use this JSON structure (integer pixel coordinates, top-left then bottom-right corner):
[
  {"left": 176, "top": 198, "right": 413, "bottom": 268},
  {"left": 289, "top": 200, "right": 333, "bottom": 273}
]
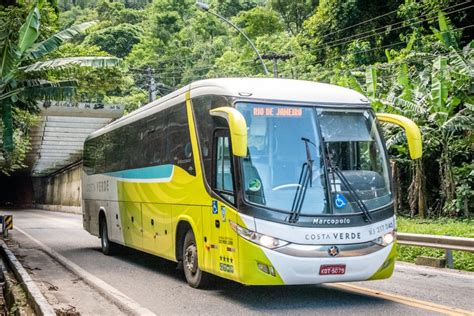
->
[
  {"left": 288, "top": 137, "right": 314, "bottom": 223},
  {"left": 324, "top": 142, "right": 372, "bottom": 223}
]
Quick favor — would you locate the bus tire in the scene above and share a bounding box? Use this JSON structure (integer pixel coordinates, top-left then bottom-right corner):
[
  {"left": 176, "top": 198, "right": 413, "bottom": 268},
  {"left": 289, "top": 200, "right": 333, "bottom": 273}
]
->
[
  {"left": 183, "top": 229, "right": 209, "bottom": 288},
  {"left": 100, "top": 217, "right": 116, "bottom": 255}
]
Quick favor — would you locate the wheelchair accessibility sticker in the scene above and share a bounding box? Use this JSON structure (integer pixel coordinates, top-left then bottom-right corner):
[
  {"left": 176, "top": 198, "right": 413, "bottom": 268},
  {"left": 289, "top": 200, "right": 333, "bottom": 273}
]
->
[
  {"left": 212, "top": 200, "right": 218, "bottom": 214},
  {"left": 334, "top": 193, "right": 348, "bottom": 209}
]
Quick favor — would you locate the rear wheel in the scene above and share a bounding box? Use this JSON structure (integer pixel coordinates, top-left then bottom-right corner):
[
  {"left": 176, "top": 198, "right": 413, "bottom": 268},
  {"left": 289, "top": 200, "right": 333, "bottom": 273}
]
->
[
  {"left": 100, "top": 217, "right": 116, "bottom": 255},
  {"left": 183, "top": 230, "right": 209, "bottom": 288}
]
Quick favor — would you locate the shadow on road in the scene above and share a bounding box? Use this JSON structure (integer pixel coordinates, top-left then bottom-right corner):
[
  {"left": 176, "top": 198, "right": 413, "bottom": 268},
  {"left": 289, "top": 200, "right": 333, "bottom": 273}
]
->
[{"left": 72, "top": 245, "right": 392, "bottom": 312}]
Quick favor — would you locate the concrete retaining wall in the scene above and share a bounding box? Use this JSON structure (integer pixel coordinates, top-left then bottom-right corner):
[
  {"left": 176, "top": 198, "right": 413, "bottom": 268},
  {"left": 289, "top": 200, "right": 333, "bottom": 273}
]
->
[{"left": 32, "top": 163, "right": 82, "bottom": 209}]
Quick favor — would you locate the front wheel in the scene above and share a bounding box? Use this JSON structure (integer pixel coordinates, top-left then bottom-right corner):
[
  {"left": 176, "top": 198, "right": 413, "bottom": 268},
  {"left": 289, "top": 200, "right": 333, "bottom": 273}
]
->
[
  {"left": 183, "top": 230, "right": 209, "bottom": 288},
  {"left": 100, "top": 218, "right": 117, "bottom": 255}
]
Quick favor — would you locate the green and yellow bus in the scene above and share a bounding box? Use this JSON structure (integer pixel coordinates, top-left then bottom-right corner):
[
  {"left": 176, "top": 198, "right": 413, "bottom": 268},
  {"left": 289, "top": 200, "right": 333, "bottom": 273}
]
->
[{"left": 82, "top": 78, "right": 421, "bottom": 288}]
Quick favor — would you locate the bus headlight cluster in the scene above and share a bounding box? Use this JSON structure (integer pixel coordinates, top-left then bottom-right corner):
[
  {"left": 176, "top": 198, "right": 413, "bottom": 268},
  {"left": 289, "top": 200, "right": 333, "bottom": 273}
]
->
[
  {"left": 229, "top": 220, "right": 289, "bottom": 249},
  {"left": 374, "top": 230, "right": 397, "bottom": 246}
]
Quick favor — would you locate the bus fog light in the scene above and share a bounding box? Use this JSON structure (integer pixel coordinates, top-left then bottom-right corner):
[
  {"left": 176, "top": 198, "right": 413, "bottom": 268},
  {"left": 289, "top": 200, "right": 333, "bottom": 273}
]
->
[
  {"left": 257, "top": 262, "right": 276, "bottom": 276},
  {"left": 257, "top": 262, "right": 269, "bottom": 274}
]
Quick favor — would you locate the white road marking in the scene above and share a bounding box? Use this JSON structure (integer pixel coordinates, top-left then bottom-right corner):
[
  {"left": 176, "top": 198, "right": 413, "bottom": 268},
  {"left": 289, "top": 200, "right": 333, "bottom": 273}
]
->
[{"left": 15, "top": 226, "right": 156, "bottom": 316}]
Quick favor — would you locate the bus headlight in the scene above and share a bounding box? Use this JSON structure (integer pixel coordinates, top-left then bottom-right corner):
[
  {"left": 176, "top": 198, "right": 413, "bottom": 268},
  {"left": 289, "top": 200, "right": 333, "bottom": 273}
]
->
[
  {"left": 229, "top": 220, "right": 289, "bottom": 249},
  {"left": 374, "top": 230, "right": 397, "bottom": 246}
]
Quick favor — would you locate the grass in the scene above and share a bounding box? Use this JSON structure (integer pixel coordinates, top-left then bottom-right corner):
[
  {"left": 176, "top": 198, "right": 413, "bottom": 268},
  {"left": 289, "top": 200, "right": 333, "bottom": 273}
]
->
[{"left": 396, "top": 217, "right": 474, "bottom": 271}]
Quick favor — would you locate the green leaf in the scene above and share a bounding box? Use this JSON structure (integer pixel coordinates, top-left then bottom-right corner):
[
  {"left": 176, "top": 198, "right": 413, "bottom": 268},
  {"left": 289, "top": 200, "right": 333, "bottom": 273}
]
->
[
  {"left": 431, "top": 56, "right": 449, "bottom": 112},
  {"left": 27, "top": 21, "right": 97, "bottom": 60},
  {"left": 21, "top": 56, "right": 120, "bottom": 72},
  {"left": 365, "top": 65, "right": 377, "bottom": 99},
  {"left": 18, "top": 7, "right": 41, "bottom": 54},
  {"left": 441, "top": 110, "right": 474, "bottom": 133},
  {"left": 0, "top": 34, "right": 21, "bottom": 81},
  {"left": 406, "top": 33, "right": 416, "bottom": 51},
  {"left": 449, "top": 47, "right": 473, "bottom": 77},
  {"left": 345, "top": 74, "right": 363, "bottom": 93},
  {"left": 431, "top": 12, "right": 459, "bottom": 49},
  {"left": 385, "top": 49, "right": 392, "bottom": 63},
  {"left": 21, "top": 85, "right": 76, "bottom": 100}
]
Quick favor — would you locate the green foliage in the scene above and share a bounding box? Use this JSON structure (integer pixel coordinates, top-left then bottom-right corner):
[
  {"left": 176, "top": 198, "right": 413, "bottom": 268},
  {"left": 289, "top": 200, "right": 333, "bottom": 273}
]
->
[
  {"left": 85, "top": 23, "right": 141, "bottom": 58},
  {"left": 269, "top": 0, "right": 318, "bottom": 35},
  {"left": 0, "top": 1, "right": 120, "bottom": 165},
  {"left": 234, "top": 7, "right": 283, "bottom": 38},
  {"left": 396, "top": 217, "right": 474, "bottom": 271},
  {"left": 6, "top": 0, "right": 470, "bottom": 217}
]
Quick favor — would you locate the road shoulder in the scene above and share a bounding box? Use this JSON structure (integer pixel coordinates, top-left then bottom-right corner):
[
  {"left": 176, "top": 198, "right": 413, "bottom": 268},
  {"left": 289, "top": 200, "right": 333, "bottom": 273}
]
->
[{"left": 5, "top": 236, "right": 126, "bottom": 315}]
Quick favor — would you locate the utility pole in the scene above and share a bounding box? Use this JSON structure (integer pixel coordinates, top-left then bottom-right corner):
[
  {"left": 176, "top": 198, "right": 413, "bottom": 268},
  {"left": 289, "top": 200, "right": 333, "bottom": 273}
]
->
[
  {"left": 147, "top": 67, "right": 157, "bottom": 102},
  {"left": 261, "top": 53, "right": 293, "bottom": 78}
]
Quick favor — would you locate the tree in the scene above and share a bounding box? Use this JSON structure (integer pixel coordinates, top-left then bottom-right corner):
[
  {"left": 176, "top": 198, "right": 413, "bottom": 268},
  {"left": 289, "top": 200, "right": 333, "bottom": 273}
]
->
[
  {"left": 270, "top": 0, "right": 318, "bottom": 35},
  {"left": 0, "top": 1, "right": 119, "bottom": 173},
  {"left": 85, "top": 23, "right": 142, "bottom": 58}
]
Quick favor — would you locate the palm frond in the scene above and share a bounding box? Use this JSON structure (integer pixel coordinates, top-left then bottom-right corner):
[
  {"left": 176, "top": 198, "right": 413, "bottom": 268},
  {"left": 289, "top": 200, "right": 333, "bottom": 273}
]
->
[
  {"left": 441, "top": 109, "right": 474, "bottom": 133},
  {"left": 27, "top": 21, "right": 96, "bottom": 60},
  {"left": 23, "top": 79, "right": 77, "bottom": 88},
  {"left": 18, "top": 7, "right": 41, "bottom": 54},
  {"left": 0, "top": 35, "right": 21, "bottom": 80},
  {"left": 386, "top": 95, "right": 428, "bottom": 116},
  {"left": 21, "top": 85, "right": 76, "bottom": 100},
  {"left": 386, "top": 130, "right": 407, "bottom": 148},
  {"left": 449, "top": 47, "right": 473, "bottom": 77},
  {"left": 20, "top": 56, "right": 120, "bottom": 72}
]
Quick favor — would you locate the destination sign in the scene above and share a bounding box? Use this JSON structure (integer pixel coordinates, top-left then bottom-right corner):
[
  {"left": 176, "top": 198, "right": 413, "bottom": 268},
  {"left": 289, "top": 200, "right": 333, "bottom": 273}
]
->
[{"left": 253, "top": 107, "right": 303, "bottom": 117}]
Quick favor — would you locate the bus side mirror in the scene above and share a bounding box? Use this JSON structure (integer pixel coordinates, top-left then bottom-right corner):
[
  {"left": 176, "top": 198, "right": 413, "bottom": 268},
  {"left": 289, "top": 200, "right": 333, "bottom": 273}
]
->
[
  {"left": 210, "top": 107, "right": 248, "bottom": 157},
  {"left": 376, "top": 113, "right": 422, "bottom": 160}
]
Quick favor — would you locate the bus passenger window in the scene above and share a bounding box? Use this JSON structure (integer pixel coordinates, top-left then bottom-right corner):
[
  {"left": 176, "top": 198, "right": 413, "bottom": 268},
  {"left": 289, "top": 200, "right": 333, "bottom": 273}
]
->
[{"left": 214, "top": 133, "right": 235, "bottom": 204}]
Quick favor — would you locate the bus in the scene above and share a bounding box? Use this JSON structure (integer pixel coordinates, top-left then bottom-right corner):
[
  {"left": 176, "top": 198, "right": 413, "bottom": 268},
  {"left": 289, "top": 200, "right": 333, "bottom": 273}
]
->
[{"left": 82, "top": 78, "right": 422, "bottom": 288}]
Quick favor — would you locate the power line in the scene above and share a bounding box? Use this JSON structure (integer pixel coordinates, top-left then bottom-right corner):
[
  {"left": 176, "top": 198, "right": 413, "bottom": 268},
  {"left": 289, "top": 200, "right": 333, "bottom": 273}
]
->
[
  {"left": 313, "top": 2, "right": 472, "bottom": 53},
  {"left": 317, "top": 0, "right": 470, "bottom": 41},
  {"left": 325, "top": 24, "right": 473, "bottom": 63},
  {"left": 318, "top": 8, "right": 400, "bottom": 40}
]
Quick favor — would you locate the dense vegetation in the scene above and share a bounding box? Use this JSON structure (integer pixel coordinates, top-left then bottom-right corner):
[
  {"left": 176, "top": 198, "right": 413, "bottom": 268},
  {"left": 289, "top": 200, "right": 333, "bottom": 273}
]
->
[
  {"left": 397, "top": 217, "right": 474, "bottom": 270},
  {"left": 1, "top": 0, "right": 472, "bottom": 219}
]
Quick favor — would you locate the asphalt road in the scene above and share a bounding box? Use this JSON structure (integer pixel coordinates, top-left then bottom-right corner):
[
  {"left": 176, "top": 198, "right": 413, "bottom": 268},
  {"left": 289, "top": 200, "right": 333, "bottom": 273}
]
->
[{"left": 5, "top": 209, "right": 474, "bottom": 315}]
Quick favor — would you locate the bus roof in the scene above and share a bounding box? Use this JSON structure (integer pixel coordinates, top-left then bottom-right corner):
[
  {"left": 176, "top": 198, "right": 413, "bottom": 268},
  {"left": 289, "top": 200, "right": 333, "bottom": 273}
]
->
[
  {"left": 190, "top": 78, "right": 369, "bottom": 105},
  {"left": 87, "top": 78, "right": 370, "bottom": 139}
]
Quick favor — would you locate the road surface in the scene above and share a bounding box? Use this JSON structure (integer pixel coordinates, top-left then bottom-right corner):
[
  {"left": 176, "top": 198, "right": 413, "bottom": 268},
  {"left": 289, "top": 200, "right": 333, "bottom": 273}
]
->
[{"left": 5, "top": 209, "right": 474, "bottom": 315}]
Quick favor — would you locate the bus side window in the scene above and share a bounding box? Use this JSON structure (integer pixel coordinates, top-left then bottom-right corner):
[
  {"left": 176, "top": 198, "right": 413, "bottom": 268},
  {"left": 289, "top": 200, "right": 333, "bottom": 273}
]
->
[{"left": 213, "top": 130, "right": 235, "bottom": 204}]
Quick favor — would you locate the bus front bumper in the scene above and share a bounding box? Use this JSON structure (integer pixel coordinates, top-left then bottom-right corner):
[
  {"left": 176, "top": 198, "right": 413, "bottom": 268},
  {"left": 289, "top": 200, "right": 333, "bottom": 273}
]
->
[{"left": 238, "top": 239, "right": 396, "bottom": 285}]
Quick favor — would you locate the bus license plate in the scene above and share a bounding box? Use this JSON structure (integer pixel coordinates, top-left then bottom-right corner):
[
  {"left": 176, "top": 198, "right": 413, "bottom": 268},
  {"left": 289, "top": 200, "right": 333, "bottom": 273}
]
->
[{"left": 319, "top": 264, "right": 346, "bottom": 275}]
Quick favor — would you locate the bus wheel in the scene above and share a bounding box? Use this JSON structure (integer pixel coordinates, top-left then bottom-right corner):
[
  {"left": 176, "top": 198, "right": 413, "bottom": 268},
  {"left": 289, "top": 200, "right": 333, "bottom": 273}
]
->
[
  {"left": 183, "top": 230, "right": 209, "bottom": 288},
  {"left": 100, "top": 217, "right": 116, "bottom": 255}
]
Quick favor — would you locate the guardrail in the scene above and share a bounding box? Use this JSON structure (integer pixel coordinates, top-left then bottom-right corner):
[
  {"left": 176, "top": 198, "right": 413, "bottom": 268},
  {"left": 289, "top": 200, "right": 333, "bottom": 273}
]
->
[{"left": 397, "top": 233, "right": 474, "bottom": 268}]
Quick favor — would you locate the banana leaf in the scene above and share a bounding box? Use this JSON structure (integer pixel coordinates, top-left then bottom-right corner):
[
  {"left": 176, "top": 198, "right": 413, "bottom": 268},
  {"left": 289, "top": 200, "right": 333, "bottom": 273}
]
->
[
  {"left": 21, "top": 56, "right": 120, "bottom": 72},
  {"left": 27, "top": 21, "right": 96, "bottom": 60},
  {"left": 18, "top": 7, "right": 41, "bottom": 54}
]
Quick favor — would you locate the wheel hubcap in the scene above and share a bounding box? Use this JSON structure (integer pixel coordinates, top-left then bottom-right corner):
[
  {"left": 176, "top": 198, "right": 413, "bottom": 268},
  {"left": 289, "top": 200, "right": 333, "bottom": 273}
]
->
[{"left": 184, "top": 244, "right": 197, "bottom": 274}]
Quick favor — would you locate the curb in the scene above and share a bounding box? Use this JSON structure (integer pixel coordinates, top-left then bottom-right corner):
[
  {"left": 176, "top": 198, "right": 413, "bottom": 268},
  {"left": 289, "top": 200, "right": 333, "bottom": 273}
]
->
[
  {"left": 16, "top": 227, "right": 156, "bottom": 316},
  {"left": 0, "top": 240, "right": 56, "bottom": 316}
]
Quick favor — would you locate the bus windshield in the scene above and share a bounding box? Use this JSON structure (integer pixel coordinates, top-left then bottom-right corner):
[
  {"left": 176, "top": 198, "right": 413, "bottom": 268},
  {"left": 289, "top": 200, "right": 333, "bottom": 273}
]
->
[{"left": 235, "top": 103, "right": 391, "bottom": 217}]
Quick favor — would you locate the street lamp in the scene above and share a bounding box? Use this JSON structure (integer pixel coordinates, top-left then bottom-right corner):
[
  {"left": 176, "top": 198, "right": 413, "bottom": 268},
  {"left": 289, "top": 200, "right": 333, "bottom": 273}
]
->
[{"left": 196, "top": 2, "right": 270, "bottom": 76}]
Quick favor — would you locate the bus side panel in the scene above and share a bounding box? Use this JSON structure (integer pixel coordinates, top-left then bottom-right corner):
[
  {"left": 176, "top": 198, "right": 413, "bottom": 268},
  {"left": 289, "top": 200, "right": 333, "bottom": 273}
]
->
[
  {"left": 119, "top": 201, "right": 143, "bottom": 249},
  {"left": 201, "top": 205, "right": 214, "bottom": 273},
  {"left": 142, "top": 203, "right": 173, "bottom": 260},
  {"left": 82, "top": 199, "right": 96, "bottom": 235}
]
